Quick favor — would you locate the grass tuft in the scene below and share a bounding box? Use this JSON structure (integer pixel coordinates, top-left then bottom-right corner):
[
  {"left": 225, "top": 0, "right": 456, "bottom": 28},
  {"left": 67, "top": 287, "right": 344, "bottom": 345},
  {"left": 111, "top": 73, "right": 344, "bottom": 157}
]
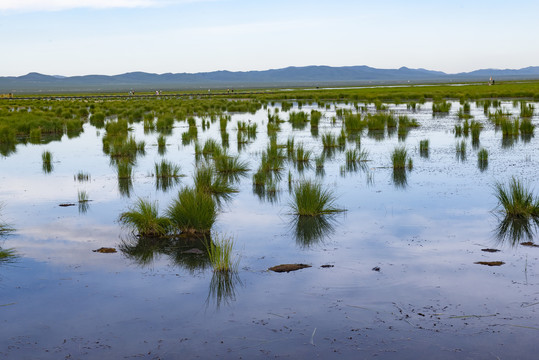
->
[
  {"left": 119, "top": 198, "right": 170, "bottom": 237},
  {"left": 290, "top": 180, "right": 344, "bottom": 216}
]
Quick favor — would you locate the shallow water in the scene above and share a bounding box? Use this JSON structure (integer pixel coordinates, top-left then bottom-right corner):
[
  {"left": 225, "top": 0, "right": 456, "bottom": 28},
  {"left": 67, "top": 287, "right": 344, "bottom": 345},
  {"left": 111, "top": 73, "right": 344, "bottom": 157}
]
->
[{"left": 1, "top": 100, "right": 539, "bottom": 359}]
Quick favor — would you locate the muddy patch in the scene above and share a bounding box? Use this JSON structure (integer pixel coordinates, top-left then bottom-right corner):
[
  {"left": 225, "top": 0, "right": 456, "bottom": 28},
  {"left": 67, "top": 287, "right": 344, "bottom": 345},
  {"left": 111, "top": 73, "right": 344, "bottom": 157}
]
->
[
  {"left": 474, "top": 261, "right": 505, "bottom": 266},
  {"left": 93, "top": 247, "right": 117, "bottom": 253},
  {"left": 268, "top": 264, "right": 311, "bottom": 273}
]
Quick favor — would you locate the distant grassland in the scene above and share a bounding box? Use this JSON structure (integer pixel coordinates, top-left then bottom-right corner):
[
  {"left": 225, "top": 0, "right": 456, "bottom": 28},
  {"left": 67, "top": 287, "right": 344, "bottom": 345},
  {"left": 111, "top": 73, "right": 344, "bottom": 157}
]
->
[
  {"left": 4, "top": 80, "right": 539, "bottom": 102},
  {"left": 247, "top": 80, "right": 539, "bottom": 102},
  {"left": 1, "top": 80, "right": 538, "bottom": 156}
]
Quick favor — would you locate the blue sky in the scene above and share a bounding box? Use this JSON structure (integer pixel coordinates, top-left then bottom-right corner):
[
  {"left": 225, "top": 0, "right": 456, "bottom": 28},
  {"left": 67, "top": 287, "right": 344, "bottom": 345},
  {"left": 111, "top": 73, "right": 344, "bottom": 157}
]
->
[{"left": 1, "top": 0, "right": 538, "bottom": 76}]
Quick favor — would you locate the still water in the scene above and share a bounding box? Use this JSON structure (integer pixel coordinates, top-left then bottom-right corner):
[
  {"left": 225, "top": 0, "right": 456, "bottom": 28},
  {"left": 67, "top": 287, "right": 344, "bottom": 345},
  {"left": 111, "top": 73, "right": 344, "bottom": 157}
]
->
[{"left": 1, "top": 100, "right": 539, "bottom": 359}]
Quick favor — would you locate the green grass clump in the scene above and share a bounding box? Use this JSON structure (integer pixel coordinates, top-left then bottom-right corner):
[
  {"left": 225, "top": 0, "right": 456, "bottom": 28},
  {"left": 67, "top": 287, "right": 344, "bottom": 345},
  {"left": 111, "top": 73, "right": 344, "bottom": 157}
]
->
[
  {"left": 432, "top": 101, "right": 451, "bottom": 114},
  {"left": 477, "top": 148, "right": 488, "bottom": 171},
  {"left": 289, "top": 111, "right": 310, "bottom": 130},
  {"left": 419, "top": 139, "right": 429, "bottom": 158},
  {"left": 116, "top": 161, "right": 132, "bottom": 179},
  {"left": 295, "top": 144, "right": 312, "bottom": 163},
  {"left": 290, "top": 180, "right": 344, "bottom": 216},
  {"left": 520, "top": 102, "right": 535, "bottom": 118},
  {"left": 205, "top": 233, "right": 240, "bottom": 273},
  {"left": 42, "top": 150, "right": 53, "bottom": 173},
  {"left": 155, "top": 160, "right": 181, "bottom": 178},
  {"left": 520, "top": 118, "right": 535, "bottom": 135},
  {"left": 166, "top": 187, "right": 217, "bottom": 234},
  {"left": 494, "top": 177, "right": 539, "bottom": 220},
  {"left": 213, "top": 154, "right": 249, "bottom": 175},
  {"left": 74, "top": 171, "right": 90, "bottom": 182},
  {"left": 119, "top": 198, "right": 170, "bottom": 237},
  {"left": 194, "top": 163, "right": 237, "bottom": 196},
  {"left": 391, "top": 146, "right": 408, "bottom": 169},
  {"left": 78, "top": 190, "right": 89, "bottom": 203}
]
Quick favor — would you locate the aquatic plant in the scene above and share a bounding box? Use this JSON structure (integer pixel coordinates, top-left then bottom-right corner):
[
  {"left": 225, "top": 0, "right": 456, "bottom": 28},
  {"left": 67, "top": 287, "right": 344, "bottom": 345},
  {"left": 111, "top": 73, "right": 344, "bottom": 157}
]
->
[
  {"left": 74, "top": 171, "right": 90, "bottom": 182},
  {"left": 391, "top": 146, "right": 408, "bottom": 169},
  {"left": 477, "top": 148, "right": 488, "bottom": 171},
  {"left": 119, "top": 198, "right": 170, "bottom": 237},
  {"left": 520, "top": 102, "right": 535, "bottom": 118},
  {"left": 494, "top": 177, "right": 539, "bottom": 220},
  {"left": 116, "top": 161, "right": 132, "bottom": 179},
  {"left": 155, "top": 160, "right": 181, "bottom": 179},
  {"left": 78, "top": 190, "right": 89, "bottom": 203},
  {"left": 166, "top": 187, "right": 217, "bottom": 234},
  {"left": 290, "top": 180, "right": 344, "bottom": 216},
  {"left": 194, "top": 163, "right": 237, "bottom": 197},
  {"left": 520, "top": 118, "right": 535, "bottom": 135},
  {"left": 205, "top": 233, "right": 240, "bottom": 273},
  {"left": 432, "top": 101, "right": 451, "bottom": 114},
  {"left": 419, "top": 139, "right": 429, "bottom": 158},
  {"left": 42, "top": 150, "right": 53, "bottom": 173}
]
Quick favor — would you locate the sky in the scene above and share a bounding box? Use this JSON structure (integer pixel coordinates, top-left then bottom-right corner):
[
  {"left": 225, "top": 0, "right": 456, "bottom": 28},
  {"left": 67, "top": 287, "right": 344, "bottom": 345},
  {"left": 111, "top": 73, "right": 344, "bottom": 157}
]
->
[{"left": 1, "top": 0, "right": 538, "bottom": 76}]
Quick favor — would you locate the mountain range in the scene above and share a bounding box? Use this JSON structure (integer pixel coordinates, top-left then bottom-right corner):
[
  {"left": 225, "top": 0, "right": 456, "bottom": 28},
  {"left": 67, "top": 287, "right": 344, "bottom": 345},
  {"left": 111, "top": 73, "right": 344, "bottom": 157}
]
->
[{"left": 2, "top": 65, "right": 539, "bottom": 93}]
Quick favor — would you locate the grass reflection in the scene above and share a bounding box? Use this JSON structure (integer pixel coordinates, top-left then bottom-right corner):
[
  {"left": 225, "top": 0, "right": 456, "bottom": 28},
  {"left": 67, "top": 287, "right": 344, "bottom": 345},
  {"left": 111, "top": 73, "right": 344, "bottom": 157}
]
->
[
  {"left": 494, "top": 216, "right": 539, "bottom": 247},
  {"left": 119, "top": 234, "right": 212, "bottom": 271},
  {"left": 290, "top": 215, "right": 337, "bottom": 248},
  {"left": 206, "top": 271, "right": 242, "bottom": 310}
]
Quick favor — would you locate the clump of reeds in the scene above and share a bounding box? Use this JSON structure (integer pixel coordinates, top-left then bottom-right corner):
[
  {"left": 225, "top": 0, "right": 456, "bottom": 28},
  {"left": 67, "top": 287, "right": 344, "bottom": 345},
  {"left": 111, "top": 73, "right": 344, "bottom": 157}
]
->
[
  {"left": 116, "top": 161, "right": 132, "bottom": 179},
  {"left": 74, "top": 171, "right": 90, "bottom": 182},
  {"left": 194, "top": 163, "right": 237, "bottom": 196},
  {"left": 477, "top": 148, "right": 488, "bottom": 171},
  {"left": 419, "top": 139, "right": 429, "bottom": 158},
  {"left": 0, "top": 204, "right": 14, "bottom": 237},
  {"left": 345, "top": 148, "right": 369, "bottom": 170},
  {"left": 78, "top": 190, "right": 89, "bottom": 203},
  {"left": 456, "top": 140, "right": 467, "bottom": 161},
  {"left": 155, "top": 160, "right": 181, "bottom": 178},
  {"left": 290, "top": 180, "right": 344, "bottom": 216},
  {"left": 42, "top": 150, "right": 53, "bottom": 173},
  {"left": 166, "top": 187, "right": 217, "bottom": 234},
  {"left": 205, "top": 233, "right": 240, "bottom": 273},
  {"left": 391, "top": 146, "right": 408, "bottom": 169},
  {"left": 213, "top": 154, "right": 249, "bottom": 175},
  {"left": 494, "top": 177, "right": 539, "bottom": 220},
  {"left": 119, "top": 198, "right": 170, "bottom": 237},
  {"left": 520, "top": 118, "right": 535, "bottom": 135},
  {"left": 432, "top": 101, "right": 452, "bottom": 114},
  {"left": 520, "top": 102, "right": 535, "bottom": 118}
]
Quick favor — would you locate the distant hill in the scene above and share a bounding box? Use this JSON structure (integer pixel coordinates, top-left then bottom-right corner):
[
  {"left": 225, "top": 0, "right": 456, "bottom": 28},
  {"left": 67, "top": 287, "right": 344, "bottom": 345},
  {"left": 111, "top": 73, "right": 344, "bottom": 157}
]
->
[{"left": 1, "top": 65, "right": 539, "bottom": 93}]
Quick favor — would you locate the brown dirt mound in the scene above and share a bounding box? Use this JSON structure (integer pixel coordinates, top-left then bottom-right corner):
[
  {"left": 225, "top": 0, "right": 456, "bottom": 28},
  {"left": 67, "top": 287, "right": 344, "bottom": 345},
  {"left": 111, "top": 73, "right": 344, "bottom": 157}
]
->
[
  {"left": 93, "top": 247, "right": 117, "bottom": 253},
  {"left": 474, "top": 261, "right": 504, "bottom": 266},
  {"left": 268, "top": 264, "right": 311, "bottom": 273}
]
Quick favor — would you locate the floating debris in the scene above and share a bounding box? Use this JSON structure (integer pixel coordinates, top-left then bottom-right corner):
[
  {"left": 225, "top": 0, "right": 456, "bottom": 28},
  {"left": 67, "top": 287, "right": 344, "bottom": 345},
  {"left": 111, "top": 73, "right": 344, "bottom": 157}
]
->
[
  {"left": 474, "top": 261, "right": 505, "bottom": 266},
  {"left": 521, "top": 242, "right": 539, "bottom": 248},
  {"left": 182, "top": 248, "right": 205, "bottom": 255},
  {"left": 268, "top": 264, "right": 311, "bottom": 273},
  {"left": 93, "top": 247, "right": 117, "bottom": 253},
  {"left": 372, "top": 266, "right": 381, "bottom": 272},
  {"left": 59, "top": 203, "right": 76, "bottom": 207},
  {"left": 320, "top": 264, "right": 334, "bottom": 268},
  {"left": 481, "top": 248, "right": 500, "bottom": 253}
]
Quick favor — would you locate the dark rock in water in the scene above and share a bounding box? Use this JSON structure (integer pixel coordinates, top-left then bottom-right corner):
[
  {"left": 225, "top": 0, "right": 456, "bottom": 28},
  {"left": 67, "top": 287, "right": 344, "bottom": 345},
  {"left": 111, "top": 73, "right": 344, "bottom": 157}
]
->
[
  {"left": 474, "top": 261, "right": 504, "bottom": 266},
  {"left": 372, "top": 266, "right": 381, "bottom": 272},
  {"left": 269, "top": 264, "right": 311, "bottom": 273},
  {"left": 93, "top": 247, "right": 117, "bottom": 253},
  {"left": 320, "top": 264, "right": 334, "bottom": 268},
  {"left": 59, "top": 203, "right": 76, "bottom": 207},
  {"left": 521, "top": 242, "right": 539, "bottom": 248},
  {"left": 481, "top": 248, "right": 501, "bottom": 252},
  {"left": 182, "top": 248, "right": 204, "bottom": 255}
]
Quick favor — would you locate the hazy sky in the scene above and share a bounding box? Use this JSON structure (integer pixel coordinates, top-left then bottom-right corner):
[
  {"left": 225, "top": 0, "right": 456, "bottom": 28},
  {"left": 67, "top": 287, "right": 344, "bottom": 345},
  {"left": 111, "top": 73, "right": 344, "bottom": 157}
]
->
[{"left": 1, "top": 0, "right": 538, "bottom": 76}]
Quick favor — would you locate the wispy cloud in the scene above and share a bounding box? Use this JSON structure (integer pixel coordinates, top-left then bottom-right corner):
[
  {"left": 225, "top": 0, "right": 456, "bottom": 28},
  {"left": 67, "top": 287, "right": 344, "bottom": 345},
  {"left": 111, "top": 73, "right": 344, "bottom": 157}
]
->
[{"left": 0, "top": 0, "right": 207, "bottom": 12}]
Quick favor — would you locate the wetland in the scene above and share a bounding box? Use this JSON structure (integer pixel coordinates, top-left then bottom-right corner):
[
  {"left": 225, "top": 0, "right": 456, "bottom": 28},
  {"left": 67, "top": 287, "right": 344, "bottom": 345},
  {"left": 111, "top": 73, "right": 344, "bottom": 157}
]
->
[{"left": 1, "top": 83, "right": 539, "bottom": 359}]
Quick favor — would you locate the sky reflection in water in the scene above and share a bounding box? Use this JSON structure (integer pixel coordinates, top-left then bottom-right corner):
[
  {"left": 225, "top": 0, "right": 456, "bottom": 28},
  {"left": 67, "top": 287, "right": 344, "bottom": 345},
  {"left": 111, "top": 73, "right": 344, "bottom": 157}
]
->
[{"left": 1, "top": 100, "right": 539, "bottom": 358}]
